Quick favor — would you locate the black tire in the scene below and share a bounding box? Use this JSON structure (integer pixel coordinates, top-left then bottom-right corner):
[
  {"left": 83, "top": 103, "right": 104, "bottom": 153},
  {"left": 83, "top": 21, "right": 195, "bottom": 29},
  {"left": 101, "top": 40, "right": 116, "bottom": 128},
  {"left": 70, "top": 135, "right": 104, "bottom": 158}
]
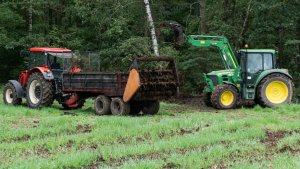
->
[
  {"left": 26, "top": 73, "right": 54, "bottom": 108},
  {"left": 142, "top": 100, "right": 160, "bottom": 115},
  {"left": 110, "top": 97, "right": 130, "bottom": 115},
  {"left": 94, "top": 95, "right": 111, "bottom": 115},
  {"left": 211, "top": 84, "right": 238, "bottom": 109},
  {"left": 203, "top": 92, "right": 212, "bottom": 107},
  {"left": 130, "top": 101, "right": 142, "bottom": 115},
  {"left": 3, "top": 83, "right": 22, "bottom": 105},
  {"left": 256, "top": 74, "right": 293, "bottom": 107},
  {"left": 62, "top": 99, "right": 85, "bottom": 110}
]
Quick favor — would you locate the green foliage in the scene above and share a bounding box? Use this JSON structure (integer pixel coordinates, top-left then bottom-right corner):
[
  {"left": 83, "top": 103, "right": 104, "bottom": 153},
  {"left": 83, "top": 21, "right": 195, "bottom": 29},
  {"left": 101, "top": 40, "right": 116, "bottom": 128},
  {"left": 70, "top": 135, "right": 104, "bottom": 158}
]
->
[{"left": 0, "top": 0, "right": 299, "bottom": 93}]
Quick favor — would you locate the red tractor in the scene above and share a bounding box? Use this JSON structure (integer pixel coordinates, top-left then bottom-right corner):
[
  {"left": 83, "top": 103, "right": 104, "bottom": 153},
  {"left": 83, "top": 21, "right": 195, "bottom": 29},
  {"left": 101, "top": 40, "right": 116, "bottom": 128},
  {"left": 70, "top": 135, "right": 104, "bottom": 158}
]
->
[{"left": 3, "top": 47, "right": 83, "bottom": 109}]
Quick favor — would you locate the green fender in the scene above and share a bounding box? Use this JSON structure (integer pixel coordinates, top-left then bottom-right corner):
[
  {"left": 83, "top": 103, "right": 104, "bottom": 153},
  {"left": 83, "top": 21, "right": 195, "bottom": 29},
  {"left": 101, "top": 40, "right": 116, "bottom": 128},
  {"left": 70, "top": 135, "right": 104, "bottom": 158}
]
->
[{"left": 254, "top": 69, "right": 293, "bottom": 87}]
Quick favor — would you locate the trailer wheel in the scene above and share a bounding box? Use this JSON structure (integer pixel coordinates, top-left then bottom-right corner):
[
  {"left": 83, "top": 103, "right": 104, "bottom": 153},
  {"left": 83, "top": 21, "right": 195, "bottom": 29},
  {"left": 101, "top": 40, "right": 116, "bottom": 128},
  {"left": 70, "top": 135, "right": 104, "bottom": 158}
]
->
[
  {"left": 3, "top": 83, "right": 22, "bottom": 105},
  {"left": 110, "top": 97, "right": 130, "bottom": 115},
  {"left": 130, "top": 101, "right": 142, "bottom": 115},
  {"left": 26, "top": 73, "right": 54, "bottom": 108},
  {"left": 142, "top": 100, "right": 160, "bottom": 115},
  {"left": 94, "top": 95, "right": 111, "bottom": 115}
]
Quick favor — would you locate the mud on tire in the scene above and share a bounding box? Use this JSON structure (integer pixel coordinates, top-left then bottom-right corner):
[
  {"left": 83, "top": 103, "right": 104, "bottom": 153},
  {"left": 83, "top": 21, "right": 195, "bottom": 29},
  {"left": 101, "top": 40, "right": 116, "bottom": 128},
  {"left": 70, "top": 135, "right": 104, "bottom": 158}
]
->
[
  {"left": 26, "top": 73, "right": 54, "bottom": 108},
  {"left": 3, "top": 83, "right": 22, "bottom": 105},
  {"left": 256, "top": 73, "right": 293, "bottom": 107},
  {"left": 211, "top": 84, "right": 238, "bottom": 109}
]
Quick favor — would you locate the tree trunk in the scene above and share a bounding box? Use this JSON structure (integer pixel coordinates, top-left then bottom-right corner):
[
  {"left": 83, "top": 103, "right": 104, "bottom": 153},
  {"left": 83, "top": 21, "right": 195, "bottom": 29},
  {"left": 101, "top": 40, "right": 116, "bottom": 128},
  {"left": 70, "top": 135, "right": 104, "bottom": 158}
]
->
[
  {"left": 237, "top": 0, "right": 253, "bottom": 48},
  {"left": 144, "top": 0, "right": 159, "bottom": 57},
  {"left": 199, "top": 0, "right": 206, "bottom": 34},
  {"left": 28, "top": 0, "right": 33, "bottom": 35}
]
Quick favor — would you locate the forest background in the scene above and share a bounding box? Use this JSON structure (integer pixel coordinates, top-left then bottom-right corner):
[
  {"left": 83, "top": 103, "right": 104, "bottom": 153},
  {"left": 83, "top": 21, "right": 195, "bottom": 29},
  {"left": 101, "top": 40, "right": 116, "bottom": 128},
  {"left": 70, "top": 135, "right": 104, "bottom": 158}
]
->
[{"left": 0, "top": 0, "right": 299, "bottom": 94}]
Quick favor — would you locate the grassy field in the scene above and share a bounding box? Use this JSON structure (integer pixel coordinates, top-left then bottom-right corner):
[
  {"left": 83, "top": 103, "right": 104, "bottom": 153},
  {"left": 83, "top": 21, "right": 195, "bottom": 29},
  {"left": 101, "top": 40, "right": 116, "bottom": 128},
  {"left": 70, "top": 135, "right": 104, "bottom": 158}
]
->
[{"left": 1, "top": 95, "right": 300, "bottom": 169}]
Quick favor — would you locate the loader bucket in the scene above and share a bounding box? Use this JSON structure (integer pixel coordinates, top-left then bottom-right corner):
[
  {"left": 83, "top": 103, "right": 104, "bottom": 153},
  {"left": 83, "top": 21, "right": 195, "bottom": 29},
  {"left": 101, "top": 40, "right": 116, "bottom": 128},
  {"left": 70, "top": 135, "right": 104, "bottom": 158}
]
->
[{"left": 123, "top": 56, "right": 178, "bottom": 102}]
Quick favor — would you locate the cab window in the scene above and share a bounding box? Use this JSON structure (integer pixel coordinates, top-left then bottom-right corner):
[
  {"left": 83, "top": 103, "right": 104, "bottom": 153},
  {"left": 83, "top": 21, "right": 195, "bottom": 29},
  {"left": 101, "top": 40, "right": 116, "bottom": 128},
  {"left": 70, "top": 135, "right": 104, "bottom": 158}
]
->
[
  {"left": 247, "top": 53, "right": 263, "bottom": 73},
  {"left": 263, "top": 53, "right": 273, "bottom": 70}
]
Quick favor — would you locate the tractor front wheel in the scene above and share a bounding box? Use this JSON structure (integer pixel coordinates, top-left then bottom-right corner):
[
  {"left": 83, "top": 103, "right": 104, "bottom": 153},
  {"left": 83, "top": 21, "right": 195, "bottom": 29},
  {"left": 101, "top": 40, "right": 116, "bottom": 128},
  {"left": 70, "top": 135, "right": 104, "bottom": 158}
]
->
[
  {"left": 256, "top": 74, "right": 293, "bottom": 107},
  {"left": 26, "top": 73, "right": 54, "bottom": 108},
  {"left": 3, "top": 83, "right": 22, "bottom": 105},
  {"left": 211, "top": 84, "right": 238, "bottom": 109}
]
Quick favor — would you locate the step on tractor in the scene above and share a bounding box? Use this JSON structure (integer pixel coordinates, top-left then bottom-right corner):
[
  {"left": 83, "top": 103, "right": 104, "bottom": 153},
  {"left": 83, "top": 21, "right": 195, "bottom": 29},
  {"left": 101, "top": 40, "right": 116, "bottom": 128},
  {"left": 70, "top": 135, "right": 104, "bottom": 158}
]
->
[
  {"left": 3, "top": 47, "right": 178, "bottom": 115},
  {"left": 161, "top": 21, "right": 294, "bottom": 109}
]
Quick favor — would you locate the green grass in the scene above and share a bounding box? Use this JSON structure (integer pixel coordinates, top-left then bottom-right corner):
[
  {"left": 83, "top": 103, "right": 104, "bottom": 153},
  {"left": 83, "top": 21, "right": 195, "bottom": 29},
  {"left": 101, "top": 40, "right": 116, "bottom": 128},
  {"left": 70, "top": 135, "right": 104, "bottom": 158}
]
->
[{"left": 1, "top": 94, "right": 300, "bottom": 168}]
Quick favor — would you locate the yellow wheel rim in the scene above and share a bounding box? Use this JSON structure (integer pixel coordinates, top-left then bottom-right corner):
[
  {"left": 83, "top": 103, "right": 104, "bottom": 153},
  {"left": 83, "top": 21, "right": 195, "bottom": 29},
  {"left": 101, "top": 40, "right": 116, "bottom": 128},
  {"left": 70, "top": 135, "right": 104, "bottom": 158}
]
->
[
  {"left": 266, "top": 81, "right": 288, "bottom": 104},
  {"left": 220, "top": 91, "right": 234, "bottom": 106}
]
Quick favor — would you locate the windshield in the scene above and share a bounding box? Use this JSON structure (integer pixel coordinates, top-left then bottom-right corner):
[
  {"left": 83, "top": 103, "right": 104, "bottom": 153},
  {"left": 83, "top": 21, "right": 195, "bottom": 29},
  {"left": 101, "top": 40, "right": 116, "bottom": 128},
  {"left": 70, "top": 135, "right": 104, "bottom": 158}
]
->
[
  {"left": 246, "top": 53, "right": 274, "bottom": 74},
  {"left": 48, "top": 52, "right": 73, "bottom": 70}
]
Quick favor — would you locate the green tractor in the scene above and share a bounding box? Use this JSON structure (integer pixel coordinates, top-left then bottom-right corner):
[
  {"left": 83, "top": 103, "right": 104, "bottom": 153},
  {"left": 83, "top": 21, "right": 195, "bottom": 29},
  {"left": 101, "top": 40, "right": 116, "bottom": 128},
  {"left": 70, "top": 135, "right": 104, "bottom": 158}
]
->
[{"left": 160, "top": 22, "right": 294, "bottom": 109}]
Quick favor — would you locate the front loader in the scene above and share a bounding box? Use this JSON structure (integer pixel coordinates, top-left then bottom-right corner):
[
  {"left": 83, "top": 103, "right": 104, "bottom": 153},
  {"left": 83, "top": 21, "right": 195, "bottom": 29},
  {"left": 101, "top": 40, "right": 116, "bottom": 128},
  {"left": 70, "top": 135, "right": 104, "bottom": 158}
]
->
[{"left": 160, "top": 22, "right": 294, "bottom": 109}]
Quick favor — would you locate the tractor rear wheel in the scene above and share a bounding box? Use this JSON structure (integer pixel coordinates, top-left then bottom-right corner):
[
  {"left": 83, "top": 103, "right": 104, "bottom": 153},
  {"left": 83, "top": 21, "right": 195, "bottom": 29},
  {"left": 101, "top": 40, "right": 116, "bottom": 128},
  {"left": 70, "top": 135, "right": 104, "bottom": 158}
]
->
[
  {"left": 142, "top": 100, "right": 160, "bottom": 115},
  {"left": 3, "top": 83, "right": 22, "bottom": 105},
  {"left": 110, "top": 97, "right": 130, "bottom": 115},
  {"left": 211, "top": 84, "right": 238, "bottom": 109},
  {"left": 94, "top": 95, "right": 111, "bottom": 115},
  {"left": 256, "top": 74, "right": 293, "bottom": 107},
  {"left": 26, "top": 73, "right": 54, "bottom": 108}
]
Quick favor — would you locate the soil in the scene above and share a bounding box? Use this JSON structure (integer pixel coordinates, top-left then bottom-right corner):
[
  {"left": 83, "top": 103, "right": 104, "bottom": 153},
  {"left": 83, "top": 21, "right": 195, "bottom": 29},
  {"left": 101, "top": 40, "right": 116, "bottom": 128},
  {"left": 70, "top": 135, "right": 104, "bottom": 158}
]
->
[
  {"left": 261, "top": 129, "right": 287, "bottom": 148},
  {"left": 76, "top": 124, "right": 92, "bottom": 133},
  {"left": 165, "top": 95, "right": 216, "bottom": 112},
  {"left": 163, "top": 162, "right": 181, "bottom": 169}
]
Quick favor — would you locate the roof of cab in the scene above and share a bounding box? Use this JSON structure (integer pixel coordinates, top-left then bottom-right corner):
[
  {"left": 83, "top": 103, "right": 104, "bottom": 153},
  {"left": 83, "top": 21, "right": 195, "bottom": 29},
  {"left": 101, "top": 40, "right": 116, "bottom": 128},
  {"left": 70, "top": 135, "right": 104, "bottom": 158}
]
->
[
  {"left": 30, "top": 47, "right": 72, "bottom": 52},
  {"left": 238, "top": 49, "right": 276, "bottom": 53}
]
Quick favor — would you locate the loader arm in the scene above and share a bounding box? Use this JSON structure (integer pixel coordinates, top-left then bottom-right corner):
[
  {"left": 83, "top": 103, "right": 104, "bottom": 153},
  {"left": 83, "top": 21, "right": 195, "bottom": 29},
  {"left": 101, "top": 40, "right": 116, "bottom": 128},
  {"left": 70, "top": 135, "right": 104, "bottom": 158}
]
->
[{"left": 187, "top": 35, "right": 239, "bottom": 70}]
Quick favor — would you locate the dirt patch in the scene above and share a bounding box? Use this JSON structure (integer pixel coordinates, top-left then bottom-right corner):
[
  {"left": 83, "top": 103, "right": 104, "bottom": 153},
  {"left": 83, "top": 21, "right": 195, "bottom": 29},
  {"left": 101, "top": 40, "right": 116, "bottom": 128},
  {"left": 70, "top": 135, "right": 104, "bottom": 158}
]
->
[
  {"left": 35, "top": 145, "right": 50, "bottom": 157},
  {"left": 86, "top": 156, "right": 105, "bottom": 169},
  {"left": 76, "top": 124, "right": 92, "bottom": 133},
  {"left": 209, "top": 162, "right": 227, "bottom": 169},
  {"left": 166, "top": 96, "right": 215, "bottom": 112},
  {"left": 261, "top": 129, "right": 288, "bottom": 147},
  {"left": 279, "top": 145, "right": 300, "bottom": 154},
  {"left": 163, "top": 162, "right": 180, "bottom": 169},
  {"left": 63, "top": 111, "right": 77, "bottom": 116},
  {"left": 66, "top": 140, "right": 74, "bottom": 148}
]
